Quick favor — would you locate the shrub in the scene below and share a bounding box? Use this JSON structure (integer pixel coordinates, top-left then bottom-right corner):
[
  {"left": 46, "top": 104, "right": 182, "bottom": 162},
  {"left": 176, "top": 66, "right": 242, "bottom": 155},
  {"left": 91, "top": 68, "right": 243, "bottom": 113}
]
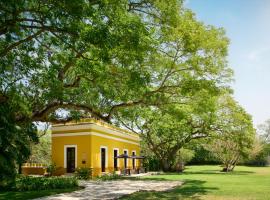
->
[
  {"left": 46, "top": 163, "right": 57, "bottom": 176},
  {"left": 15, "top": 176, "right": 78, "bottom": 191},
  {"left": 96, "top": 171, "right": 122, "bottom": 181},
  {"left": 75, "top": 167, "right": 92, "bottom": 180}
]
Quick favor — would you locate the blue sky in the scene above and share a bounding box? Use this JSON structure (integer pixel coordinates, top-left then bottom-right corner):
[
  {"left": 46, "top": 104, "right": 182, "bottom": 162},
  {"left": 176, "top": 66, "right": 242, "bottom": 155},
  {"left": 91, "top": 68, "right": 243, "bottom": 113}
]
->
[{"left": 185, "top": 0, "right": 270, "bottom": 127}]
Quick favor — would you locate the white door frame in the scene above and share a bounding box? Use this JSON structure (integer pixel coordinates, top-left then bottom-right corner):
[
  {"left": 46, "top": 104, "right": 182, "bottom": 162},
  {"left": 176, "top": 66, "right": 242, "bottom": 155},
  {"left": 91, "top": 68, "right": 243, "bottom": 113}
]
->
[
  {"left": 100, "top": 146, "right": 108, "bottom": 169},
  {"left": 113, "top": 148, "right": 119, "bottom": 168},
  {"left": 64, "top": 145, "right": 77, "bottom": 168}
]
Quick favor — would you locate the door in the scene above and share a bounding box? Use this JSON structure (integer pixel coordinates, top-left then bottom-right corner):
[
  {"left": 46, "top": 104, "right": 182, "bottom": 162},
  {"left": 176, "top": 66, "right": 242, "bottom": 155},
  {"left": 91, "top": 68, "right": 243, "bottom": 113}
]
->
[
  {"left": 66, "top": 147, "right": 75, "bottom": 173},
  {"left": 132, "top": 151, "right": 135, "bottom": 169},
  {"left": 101, "top": 148, "right": 106, "bottom": 172},
  {"left": 124, "top": 150, "right": 128, "bottom": 168}
]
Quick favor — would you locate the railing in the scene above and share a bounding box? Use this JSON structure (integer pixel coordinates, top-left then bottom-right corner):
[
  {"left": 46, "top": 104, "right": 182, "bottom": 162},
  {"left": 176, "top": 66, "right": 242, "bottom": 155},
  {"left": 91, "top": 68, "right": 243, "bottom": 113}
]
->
[{"left": 22, "top": 163, "right": 47, "bottom": 168}]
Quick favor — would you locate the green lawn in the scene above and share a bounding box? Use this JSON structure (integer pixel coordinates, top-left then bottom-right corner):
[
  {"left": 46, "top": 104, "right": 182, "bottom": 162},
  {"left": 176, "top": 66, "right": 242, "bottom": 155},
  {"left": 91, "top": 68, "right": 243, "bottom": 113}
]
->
[
  {"left": 0, "top": 187, "right": 81, "bottom": 200},
  {"left": 121, "top": 165, "right": 270, "bottom": 200}
]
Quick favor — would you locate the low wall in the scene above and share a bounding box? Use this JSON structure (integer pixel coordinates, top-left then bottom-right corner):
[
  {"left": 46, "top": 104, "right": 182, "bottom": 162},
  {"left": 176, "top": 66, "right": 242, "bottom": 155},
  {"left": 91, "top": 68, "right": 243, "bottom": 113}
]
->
[{"left": 22, "top": 166, "right": 46, "bottom": 175}]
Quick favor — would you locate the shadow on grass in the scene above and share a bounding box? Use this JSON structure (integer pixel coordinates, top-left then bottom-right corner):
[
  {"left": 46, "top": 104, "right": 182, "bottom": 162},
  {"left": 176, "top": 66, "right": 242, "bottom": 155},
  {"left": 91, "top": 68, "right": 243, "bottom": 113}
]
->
[
  {"left": 0, "top": 187, "right": 82, "bottom": 200},
  {"left": 153, "top": 168, "right": 255, "bottom": 176},
  {"left": 119, "top": 179, "right": 218, "bottom": 200},
  {"left": 182, "top": 170, "right": 255, "bottom": 175}
]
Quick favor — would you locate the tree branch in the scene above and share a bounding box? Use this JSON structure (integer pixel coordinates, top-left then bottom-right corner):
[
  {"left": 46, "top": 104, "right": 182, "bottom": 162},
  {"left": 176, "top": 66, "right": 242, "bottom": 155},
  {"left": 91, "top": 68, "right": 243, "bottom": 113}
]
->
[
  {"left": 31, "top": 101, "right": 109, "bottom": 123},
  {"left": 58, "top": 51, "right": 84, "bottom": 81},
  {"left": 0, "top": 29, "right": 44, "bottom": 57}
]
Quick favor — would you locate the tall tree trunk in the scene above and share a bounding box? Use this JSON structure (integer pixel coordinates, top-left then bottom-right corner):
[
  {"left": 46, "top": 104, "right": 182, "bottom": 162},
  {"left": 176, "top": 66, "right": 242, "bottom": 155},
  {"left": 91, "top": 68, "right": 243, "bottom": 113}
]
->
[
  {"left": 230, "top": 156, "right": 239, "bottom": 171},
  {"left": 161, "top": 159, "right": 172, "bottom": 172}
]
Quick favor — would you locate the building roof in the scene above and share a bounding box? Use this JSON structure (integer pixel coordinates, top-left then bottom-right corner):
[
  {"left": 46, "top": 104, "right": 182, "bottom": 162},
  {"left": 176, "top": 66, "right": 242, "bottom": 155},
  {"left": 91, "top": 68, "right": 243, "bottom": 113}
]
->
[{"left": 52, "top": 118, "right": 139, "bottom": 139}]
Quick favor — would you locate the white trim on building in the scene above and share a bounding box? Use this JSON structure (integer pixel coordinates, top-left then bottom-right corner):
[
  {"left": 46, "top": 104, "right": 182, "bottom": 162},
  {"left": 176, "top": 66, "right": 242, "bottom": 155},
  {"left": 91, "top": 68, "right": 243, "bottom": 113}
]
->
[
  {"left": 100, "top": 146, "right": 108, "bottom": 168},
  {"left": 113, "top": 148, "right": 119, "bottom": 168},
  {"left": 52, "top": 123, "right": 140, "bottom": 141},
  {"left": 52, "top": 132, "right": 139, "bottom": 146},
  {"left": 64, "top": 145, "right": 77, "bottom": 168}
]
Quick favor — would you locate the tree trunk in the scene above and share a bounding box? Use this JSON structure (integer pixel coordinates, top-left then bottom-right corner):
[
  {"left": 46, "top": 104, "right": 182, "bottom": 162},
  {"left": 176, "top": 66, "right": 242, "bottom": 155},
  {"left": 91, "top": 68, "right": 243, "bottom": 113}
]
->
[
  {"left": 160, "top": 160, "right": 172, "bottom": 172},
  {"left": 222, "top": 163, "right": 231, "bottom": 172},
  {"left": 230, "top": 157, "right": 239, "bottom": 171}
]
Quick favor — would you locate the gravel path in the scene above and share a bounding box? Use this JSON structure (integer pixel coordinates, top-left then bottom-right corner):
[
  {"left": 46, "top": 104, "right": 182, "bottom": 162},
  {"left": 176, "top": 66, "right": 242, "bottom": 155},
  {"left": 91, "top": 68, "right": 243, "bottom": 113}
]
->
[{"left": 35, "top": 179, "right": 183, "bottom": 200}]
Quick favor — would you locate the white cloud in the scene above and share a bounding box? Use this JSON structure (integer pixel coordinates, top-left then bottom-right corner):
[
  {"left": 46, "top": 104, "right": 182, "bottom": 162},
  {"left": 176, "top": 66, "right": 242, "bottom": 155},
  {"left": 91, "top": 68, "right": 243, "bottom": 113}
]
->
[{"left": 247, "top": 47, "right": 270, "bottom": 62}]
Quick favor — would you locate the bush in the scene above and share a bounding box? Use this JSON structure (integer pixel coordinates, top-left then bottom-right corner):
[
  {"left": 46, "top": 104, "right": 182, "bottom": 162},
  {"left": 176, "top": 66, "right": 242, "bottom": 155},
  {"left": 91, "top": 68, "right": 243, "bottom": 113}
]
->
[
  {"left": 189, "top": 144, "right": 220, "bottom": 165},
  {"left": 47, "top": 163, "right": 57, "bottom": 176},
  {"left": 75, "top": 167, "right": 92, "bottom": 180},
  {"left": 15, "top": 176, "right": 78, "bottom": 191},
  {"left": 145, "top": 157, "right": 161, "bottom": 171},
  {"left": 96, "top": 171, "right": 121, "bottom": 181}
]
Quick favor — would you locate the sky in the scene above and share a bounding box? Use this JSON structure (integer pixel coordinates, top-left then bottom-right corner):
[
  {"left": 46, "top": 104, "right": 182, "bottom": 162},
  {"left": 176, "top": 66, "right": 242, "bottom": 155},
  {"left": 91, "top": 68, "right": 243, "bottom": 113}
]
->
[{"left": 185, "top": 0, "right": 270, "bottom": 127}]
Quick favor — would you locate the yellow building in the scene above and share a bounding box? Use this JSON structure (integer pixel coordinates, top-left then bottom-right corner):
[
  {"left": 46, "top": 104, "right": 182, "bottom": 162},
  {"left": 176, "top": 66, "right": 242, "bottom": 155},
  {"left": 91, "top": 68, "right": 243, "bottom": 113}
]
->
[{"left": 51, "top": 119, "right": 141, "bottom": 176}]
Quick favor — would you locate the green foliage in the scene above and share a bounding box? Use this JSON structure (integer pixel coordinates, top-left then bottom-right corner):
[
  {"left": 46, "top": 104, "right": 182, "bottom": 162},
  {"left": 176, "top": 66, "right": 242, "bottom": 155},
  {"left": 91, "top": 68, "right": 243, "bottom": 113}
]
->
[
  {"left": 15, "top": 176, "right": 78, "bottom": 191},
  {"left": 75, "top": 167, "right": 92, "bottom": 180},
  {"left": 258, "top": 119, "right": 270, "bottom": 143},
  {"left": 245, "top": 119, "right": 270, "bottom": 166},
  {"left": 96, "top": 171, "right": 122, "bottom": 181},
  {"left": 205, "top": 95, "right": 255, "bottom": 171},
  {"left": 1, "top": 0, "right": 231, "bottom": 125},
  {"left": 29, "top": 130, "right": 51, "bottom": 165},
  {"left": 189, "top": 144, "right": 220, "bottom": 165},
  {"left": 118, "top": 92, "right": 220, "bottom": 171},
  {"left": 246, "top": 139, "right": 270, "bottom": 166},
  {"left": 172, "top": 148, "right": 194, "bottom": 172},
  {"left": 47, "top": 163, "right": 57, "bottom": 176},
  {"left": 0, "top": 102, "right": 38, "bottom": 189},
  {"left": 144, "top": 157, "right": 161, "bottom": 171},
  {"left": 1, "top": 0, "right": 253, "bottom": 178},
  {"left": 175, "top": 148, "right": 195, "bottom": 165}
]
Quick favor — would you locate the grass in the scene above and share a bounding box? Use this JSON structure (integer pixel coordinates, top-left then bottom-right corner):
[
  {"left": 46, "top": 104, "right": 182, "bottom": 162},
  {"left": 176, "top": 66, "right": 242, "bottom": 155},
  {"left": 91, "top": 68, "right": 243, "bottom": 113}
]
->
[
  {"left": 0, "top": 187, "right": 82, "bottom": 200},
  {"left": 120, "top": 165, "right": 270, "bottom": 200}
]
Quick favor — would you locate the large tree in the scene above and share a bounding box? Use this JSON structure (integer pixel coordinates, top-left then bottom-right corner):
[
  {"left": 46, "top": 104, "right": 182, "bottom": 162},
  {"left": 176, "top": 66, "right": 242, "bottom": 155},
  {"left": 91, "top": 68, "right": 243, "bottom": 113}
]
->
[
  {"left": 1, "top": 0, "right": 233, "bottom": 177},
  {"left": 1, "top": 0, "right": 231, "bottom": 124},
  {"left": 205, "top": 95, "right": 255, "bottom": 172},
  {"left": 116, "top": 90, "right": 221, "bottom": 171},
  {"left": 117, "top": 93, "right": 255, "bottom": 172}
]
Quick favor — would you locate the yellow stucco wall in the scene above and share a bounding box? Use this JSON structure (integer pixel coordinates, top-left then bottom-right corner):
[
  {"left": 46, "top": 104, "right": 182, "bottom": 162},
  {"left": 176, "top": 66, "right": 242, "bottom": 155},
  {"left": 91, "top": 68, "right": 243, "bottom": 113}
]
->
[
  {"left": 52, "top": 135, "right": 92, "bottom": 168},
  {"left": 51, "top": 120, "right": 141, "bottom": 176},
  {"left": 90, "top": 134, "right": 140, "bottom": 175}
]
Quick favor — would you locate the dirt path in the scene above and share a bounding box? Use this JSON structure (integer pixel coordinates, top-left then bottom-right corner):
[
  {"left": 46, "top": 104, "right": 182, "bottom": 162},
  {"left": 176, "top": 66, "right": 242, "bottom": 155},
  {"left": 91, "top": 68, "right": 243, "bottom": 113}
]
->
[{"left": 35, "top": 179, "right": 182, "bottom": 200}]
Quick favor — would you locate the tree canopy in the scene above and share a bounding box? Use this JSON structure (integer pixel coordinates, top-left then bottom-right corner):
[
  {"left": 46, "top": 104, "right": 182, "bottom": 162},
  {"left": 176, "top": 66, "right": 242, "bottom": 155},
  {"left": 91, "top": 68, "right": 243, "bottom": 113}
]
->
[
  {"left": 205, "top": 95, "right": 255, "bottom": 171},
  {"left": 0, "top": 0, "right": 254, "bottom": 180},
  {"left": 1, "top": 0, "right": 232, "bottom": 124}
]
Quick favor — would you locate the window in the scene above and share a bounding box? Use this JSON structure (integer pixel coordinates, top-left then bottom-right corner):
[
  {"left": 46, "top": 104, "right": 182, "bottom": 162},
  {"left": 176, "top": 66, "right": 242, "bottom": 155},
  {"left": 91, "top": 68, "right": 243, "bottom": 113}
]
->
[{"left": 113, "top": 149, "right": 119, "bottom": 170}]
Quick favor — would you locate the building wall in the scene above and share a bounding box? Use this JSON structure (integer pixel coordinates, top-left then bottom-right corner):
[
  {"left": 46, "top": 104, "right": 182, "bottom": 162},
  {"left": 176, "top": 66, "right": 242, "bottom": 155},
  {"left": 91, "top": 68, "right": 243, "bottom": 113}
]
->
[
  {"left": 90, "top": 134, "right": 140, "bottom": 176},
  {"left": 51, "top": 120, "right": 140, "bottom": 176},
  {"left": 52, "top": 135, "right": 92, "bottom": 172}
]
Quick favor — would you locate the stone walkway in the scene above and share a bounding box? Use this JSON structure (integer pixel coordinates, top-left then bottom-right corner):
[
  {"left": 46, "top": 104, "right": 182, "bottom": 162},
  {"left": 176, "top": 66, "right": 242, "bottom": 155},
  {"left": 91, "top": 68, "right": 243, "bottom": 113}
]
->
[{"left": 36, "top": 180, "right": 183, "bottom": 200}]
